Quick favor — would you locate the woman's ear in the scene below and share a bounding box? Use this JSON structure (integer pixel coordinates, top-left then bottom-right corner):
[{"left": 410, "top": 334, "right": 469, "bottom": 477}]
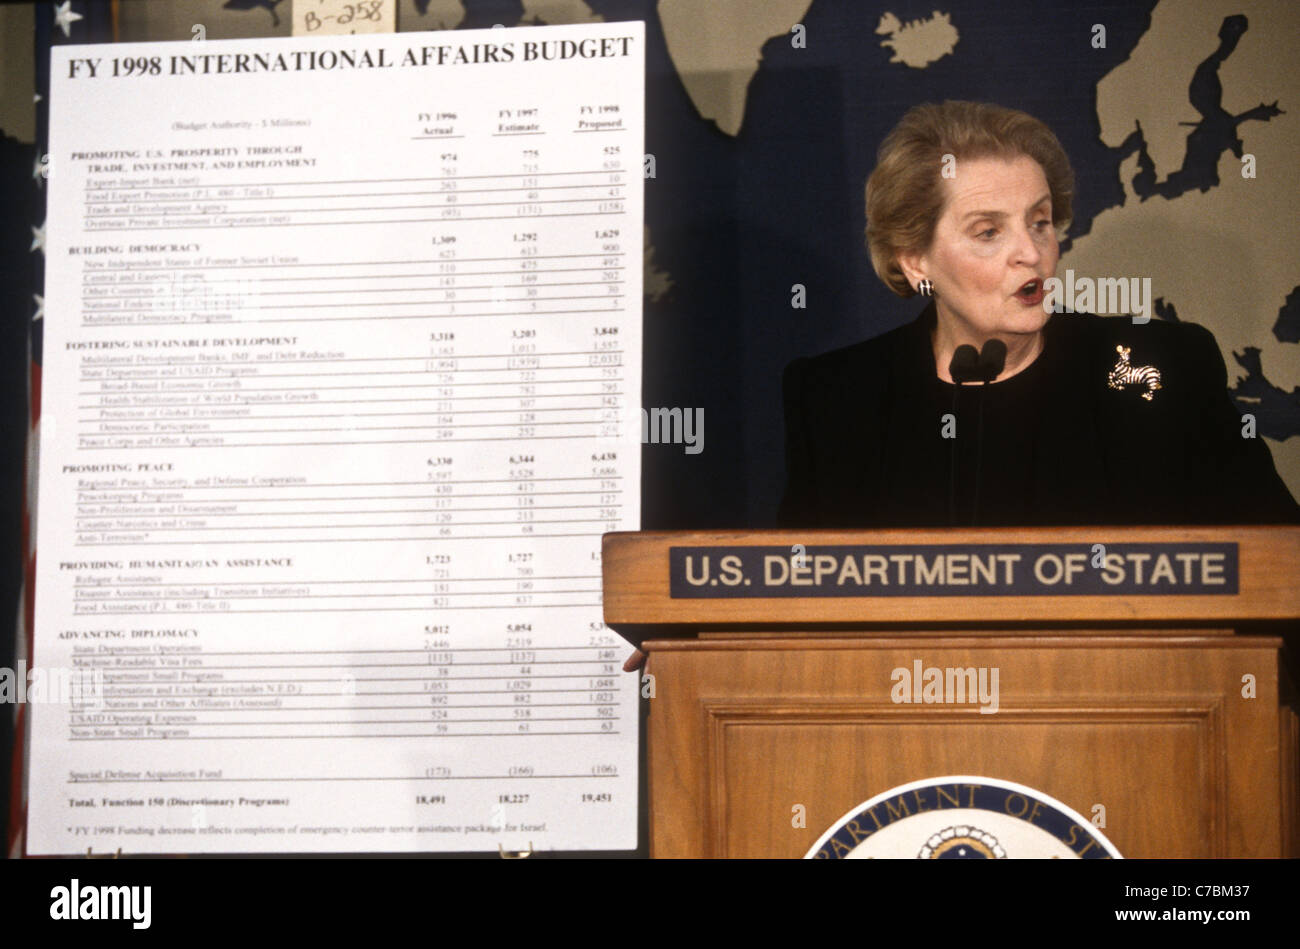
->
[{"left": 895, "top": 250, "right": 927, "bottom": 293}]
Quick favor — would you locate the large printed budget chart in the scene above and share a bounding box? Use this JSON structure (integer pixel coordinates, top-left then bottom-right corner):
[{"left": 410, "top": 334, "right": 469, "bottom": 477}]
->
[{"left": 29, "top": 22, "right": 643, "bottom": 853}]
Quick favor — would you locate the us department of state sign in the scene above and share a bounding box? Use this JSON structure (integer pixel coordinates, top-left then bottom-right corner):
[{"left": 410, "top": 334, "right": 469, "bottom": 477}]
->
[{"left": 806, "top": 776, "right": 1122, "bottom": 859}]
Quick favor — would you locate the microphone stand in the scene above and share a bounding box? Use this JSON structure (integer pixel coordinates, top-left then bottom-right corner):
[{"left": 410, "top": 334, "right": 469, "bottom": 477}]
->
[{"left": 948, "top": 340, "right": 1007, "bottom": 527}]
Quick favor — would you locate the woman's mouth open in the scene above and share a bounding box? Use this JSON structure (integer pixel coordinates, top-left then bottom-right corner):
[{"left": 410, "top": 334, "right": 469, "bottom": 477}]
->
[{"left": 1015, "top": 279, "right": 1044, "bottom": 306}]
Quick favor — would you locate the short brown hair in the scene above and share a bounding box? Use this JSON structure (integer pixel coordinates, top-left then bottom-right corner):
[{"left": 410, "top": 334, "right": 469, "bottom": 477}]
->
[{"left": 865, "top": 100, "right": 1075, "bottom": 297}]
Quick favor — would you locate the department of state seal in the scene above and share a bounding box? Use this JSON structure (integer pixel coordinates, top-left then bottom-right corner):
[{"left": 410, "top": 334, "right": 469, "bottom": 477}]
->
[{"left": 805, "top": 775, "right": 1121, "bottom": 859}]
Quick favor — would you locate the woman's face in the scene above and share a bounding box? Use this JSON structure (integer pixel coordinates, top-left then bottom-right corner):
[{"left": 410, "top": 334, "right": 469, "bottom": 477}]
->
[{"left": 900, "top": 154, "right": 1060, "bottom": 341}]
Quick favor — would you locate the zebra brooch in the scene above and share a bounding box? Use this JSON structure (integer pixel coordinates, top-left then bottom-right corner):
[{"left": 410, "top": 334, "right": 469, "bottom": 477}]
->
[{"left": 1107, "top": 345, "right": 1162, "bottom": 401}]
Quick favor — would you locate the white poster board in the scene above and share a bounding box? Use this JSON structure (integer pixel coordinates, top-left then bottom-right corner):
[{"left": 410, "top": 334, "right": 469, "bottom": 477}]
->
[{"left": 30, "top": 21, "right": 643, "bottom": 854}]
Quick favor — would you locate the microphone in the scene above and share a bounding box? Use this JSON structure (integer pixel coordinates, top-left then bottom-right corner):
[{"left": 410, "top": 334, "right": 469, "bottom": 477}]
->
[
  {"left": 977, "top": 339, "right": 1007, "bottom": 379},
  {"left": 948, "top": 344, "right": 981, "bottom": 383},
  {"left": 947, "top": 338, "right": 1009, "bottom": 527},
  {"left": 949, "top": 339, "right": 1007, "bottom": 383}
]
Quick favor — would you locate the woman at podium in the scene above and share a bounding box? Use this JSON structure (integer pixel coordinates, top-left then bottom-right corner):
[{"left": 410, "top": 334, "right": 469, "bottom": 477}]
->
[{"left": 778, "top": 100, "right": 1300, "bottom": 528}]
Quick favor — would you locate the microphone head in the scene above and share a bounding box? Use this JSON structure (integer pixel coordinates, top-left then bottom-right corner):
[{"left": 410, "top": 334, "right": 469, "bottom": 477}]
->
[
  {"left": 949, "top": 344, "right": 981, "bottom": 382},
  {"left": 978, "top": 339, "right": 1008, "bottom": 381}
]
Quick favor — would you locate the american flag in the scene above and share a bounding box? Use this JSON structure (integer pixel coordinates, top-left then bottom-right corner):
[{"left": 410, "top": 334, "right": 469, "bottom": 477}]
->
[{"left": 7, "top": 0, "right": 115, "bottom": 861}]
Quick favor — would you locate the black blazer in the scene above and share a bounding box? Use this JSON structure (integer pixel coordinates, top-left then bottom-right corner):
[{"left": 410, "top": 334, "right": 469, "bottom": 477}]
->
[{"left": 778, "top": 303, "right": 1300, "bottom": 527}]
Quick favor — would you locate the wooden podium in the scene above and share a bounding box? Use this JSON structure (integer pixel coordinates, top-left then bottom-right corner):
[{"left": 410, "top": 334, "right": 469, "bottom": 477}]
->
[{"left": 601, "top": 526, "right": 1300, "bottom": 858}]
